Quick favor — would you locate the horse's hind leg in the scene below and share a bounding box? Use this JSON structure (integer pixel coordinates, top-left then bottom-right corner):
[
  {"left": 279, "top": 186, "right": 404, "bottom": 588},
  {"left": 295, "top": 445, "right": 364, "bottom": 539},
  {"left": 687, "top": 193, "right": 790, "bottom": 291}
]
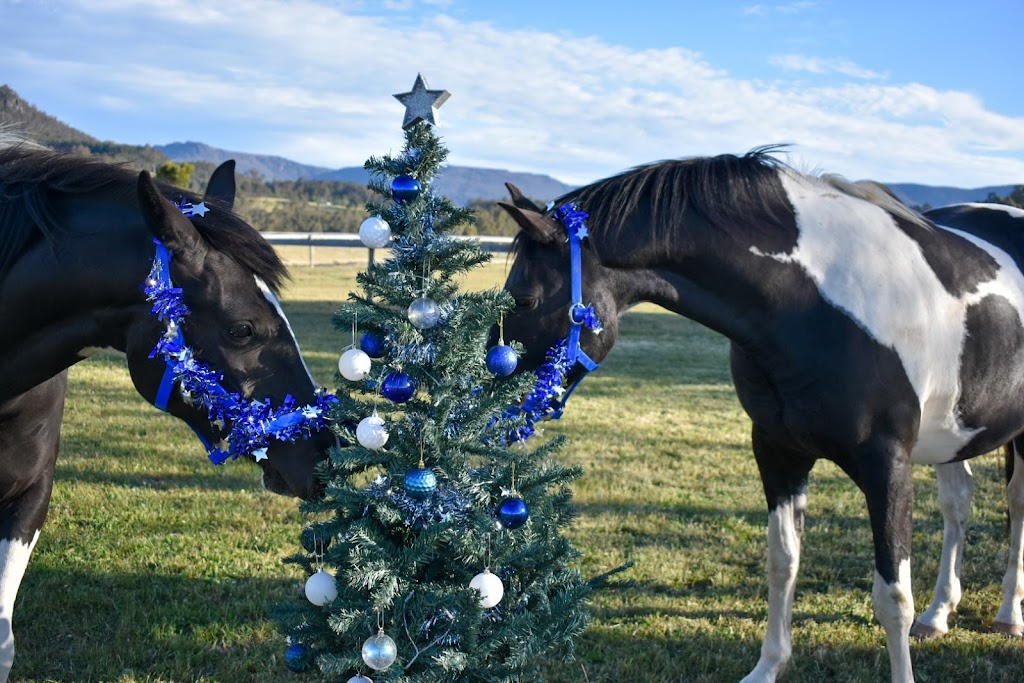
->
[
  {"left": 0, "top": 373, "right": 66, "bottom": 682},
  {"left": 740, "top": 426, "right": 813, "bottom": 683},
  {"left": 912, "top": 460, "right": 973, "bottom": 639},
  {"left": 994, "top": 439, "right": 1024, "bottom": 636}
]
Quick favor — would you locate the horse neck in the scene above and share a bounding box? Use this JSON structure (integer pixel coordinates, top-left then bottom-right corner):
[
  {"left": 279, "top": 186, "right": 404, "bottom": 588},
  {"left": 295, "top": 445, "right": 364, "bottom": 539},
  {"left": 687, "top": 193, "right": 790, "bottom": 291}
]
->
[
  {"left": 595, "top": 208, "right": 795, "bottom": 347},
  {"left": 0, "top": 196, "right": 155, "bottom": 400}
]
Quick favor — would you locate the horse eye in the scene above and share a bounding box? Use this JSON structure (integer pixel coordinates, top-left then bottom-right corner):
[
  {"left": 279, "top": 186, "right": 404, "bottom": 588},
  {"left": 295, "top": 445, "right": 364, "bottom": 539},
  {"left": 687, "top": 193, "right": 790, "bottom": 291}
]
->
[
  {"left": 514, "top": 296, "right": 538, "bottom": 310},
  {"left": 229, "top": 322, "right": 254, "bottom": 339}
]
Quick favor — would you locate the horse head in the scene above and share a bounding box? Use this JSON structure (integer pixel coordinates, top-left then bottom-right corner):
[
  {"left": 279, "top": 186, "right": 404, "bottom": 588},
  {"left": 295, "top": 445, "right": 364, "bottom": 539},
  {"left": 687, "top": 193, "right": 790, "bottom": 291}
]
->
[
  {"left": 497, "top": 183, "right": 619, "bottom": 381},
  {"left": 124, "top": 170, "right": 333, "bottom": 500}
]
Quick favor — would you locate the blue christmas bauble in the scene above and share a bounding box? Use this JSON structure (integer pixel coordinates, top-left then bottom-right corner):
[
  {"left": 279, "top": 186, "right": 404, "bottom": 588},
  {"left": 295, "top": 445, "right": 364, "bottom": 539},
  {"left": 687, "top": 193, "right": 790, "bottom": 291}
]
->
[
  {"left": 381, "top": 371, "right": 415, "bottom": 403},
  {"left": 485, "top": 344, "right": 519, "bottom": 376},
  {"left": 360, "top": 331, "right": 386, "bottom": 359},
  {"left": 285, "top": 641, "right": 311, "bottom": 672},
  {"left": 498, "top": 496, "right": 529, "bottom": 529},
  {"left": 391, "top": 175, "right": 421, "bottom": 203},
  {"left": 404, "top": 467, "right": 438, "bottom": 499}
]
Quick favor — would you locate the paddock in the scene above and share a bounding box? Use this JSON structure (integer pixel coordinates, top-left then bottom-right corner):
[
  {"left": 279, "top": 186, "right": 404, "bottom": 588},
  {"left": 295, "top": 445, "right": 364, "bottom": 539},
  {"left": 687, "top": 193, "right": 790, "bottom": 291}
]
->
[{"left": 14, "top": 253, "right": 1023, "bottom": 682}]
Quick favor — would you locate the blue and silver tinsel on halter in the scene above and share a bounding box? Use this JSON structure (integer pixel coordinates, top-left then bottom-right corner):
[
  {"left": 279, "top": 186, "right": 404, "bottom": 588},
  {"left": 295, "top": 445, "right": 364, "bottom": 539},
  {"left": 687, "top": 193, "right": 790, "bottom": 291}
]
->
[
  {"left": 144, "top": 228, "right": 336, "bottom": 464},
  {"left": 501, "top": 202, "right": 602, "bottom": 443}
]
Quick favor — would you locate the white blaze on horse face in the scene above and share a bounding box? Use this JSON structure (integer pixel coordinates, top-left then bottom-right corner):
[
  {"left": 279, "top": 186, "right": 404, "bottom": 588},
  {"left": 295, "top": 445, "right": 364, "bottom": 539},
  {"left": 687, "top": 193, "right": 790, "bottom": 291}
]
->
[
  {"left": 0, "top": 531, "right": 40, "bottom": 680},
  {"left": 753, "top": 171, "right": 999, "bottom": 464},
  {"left": 254, "top": 276, "right": 316, "bottom": 390}
]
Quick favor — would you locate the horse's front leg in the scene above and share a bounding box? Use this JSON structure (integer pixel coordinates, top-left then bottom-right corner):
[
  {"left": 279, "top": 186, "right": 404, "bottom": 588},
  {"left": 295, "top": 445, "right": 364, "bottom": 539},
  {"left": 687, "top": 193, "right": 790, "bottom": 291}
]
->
[
  {"left": 994, "top": 439, "right": 1024, "bottom": 636},
  {"left": 860, "top": 436, "right": 916, "bottom": 683},
  {"left": 912, "top": 460, "right": 973, "bottom": 638},
  {"left": 740, "top": 426, "right": 813, "bottom": 683}
]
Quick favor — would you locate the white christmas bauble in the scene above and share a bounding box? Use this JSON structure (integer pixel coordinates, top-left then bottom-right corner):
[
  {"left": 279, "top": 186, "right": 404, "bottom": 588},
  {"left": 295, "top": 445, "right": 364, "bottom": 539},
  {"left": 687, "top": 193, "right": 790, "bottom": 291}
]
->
[
  {"left": 469, "top": 569, "right": 504, "bottom": 608},
  {"left": 346, "top": 676, "right": 373, "bottom": 683},
  {"left": 356, "top": 414, "right": 389, "bottom": 450},
  {"left": 407, "top": 296, "right": 440, "bottom": 330},
  {"left": 338, "top": 348, "right": 372, "bottom": 381},
  {"left": 359, "top": 216, "right": 392, "bottom": 248},
  {"left": 304, "top": 569, "right": 338, "bottom": 606}
]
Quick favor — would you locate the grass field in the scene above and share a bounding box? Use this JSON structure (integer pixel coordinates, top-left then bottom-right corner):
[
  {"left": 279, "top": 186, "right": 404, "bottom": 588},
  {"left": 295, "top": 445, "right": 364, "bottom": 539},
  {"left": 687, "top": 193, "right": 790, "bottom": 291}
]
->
[{"left": 13, "top": 247, "right": 1024, "bottom": 682}]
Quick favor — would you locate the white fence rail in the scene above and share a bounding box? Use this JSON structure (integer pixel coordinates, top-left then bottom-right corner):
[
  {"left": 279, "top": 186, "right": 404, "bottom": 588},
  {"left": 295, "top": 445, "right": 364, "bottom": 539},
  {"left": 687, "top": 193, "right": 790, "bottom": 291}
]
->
[{"left": 261, "top": 232, "right": 514, "bottom": 267}]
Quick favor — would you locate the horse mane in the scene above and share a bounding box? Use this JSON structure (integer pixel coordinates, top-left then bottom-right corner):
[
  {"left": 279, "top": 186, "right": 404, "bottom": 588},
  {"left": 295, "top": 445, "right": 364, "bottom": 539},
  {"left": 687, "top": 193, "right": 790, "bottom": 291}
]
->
[
  {"left": 0, "top": 142, "right": 287, "bottom": 291},
  {"left": 542, "top": 145, "right": 927, "bottom": 252}
]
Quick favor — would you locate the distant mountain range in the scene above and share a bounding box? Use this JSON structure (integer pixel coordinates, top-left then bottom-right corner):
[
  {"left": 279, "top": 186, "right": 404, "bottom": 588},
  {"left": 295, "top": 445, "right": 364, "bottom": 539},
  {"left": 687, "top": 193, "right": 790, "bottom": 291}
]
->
[
  {"left": 156, "top": 141, "right": 575, "bottom": 205},
  {"left": 2, "top": 83, "right": 1019, "bottom": 208}
]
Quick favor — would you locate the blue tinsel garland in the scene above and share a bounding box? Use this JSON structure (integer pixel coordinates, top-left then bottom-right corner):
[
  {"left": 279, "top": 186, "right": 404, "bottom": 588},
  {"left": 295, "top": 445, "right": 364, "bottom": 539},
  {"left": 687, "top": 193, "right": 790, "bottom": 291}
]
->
[{"left": 144, "top": 237, "right": 337, "bottom": 464}]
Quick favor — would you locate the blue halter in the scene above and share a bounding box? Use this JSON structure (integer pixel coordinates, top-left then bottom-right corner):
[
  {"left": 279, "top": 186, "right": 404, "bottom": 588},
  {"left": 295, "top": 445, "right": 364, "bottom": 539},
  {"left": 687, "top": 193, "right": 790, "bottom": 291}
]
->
[
  {"left": 507, "top": 203, "right": 602, "bottom": 444},
  {"left": 546, "top": 203, "right": 601, "bottom": 417},
  {"left": 145, "top": 236, "right": 336, "bottom": 464}
]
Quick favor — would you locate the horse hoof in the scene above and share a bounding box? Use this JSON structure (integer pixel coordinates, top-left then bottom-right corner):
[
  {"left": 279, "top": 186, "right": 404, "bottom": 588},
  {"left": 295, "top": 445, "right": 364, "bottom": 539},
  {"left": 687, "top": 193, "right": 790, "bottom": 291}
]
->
[
  {"left": 910, "top": 621, "right": 947, "bottom": 640},
  {"left": 992, "top": 621, "right": 1024, "bottom": 638}
]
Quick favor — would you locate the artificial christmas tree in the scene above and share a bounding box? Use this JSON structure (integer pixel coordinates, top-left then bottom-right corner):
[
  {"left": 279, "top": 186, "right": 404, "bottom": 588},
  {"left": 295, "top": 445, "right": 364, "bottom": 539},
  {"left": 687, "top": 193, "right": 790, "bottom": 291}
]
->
[{"left": 273, "top": 76, "right": 603, "bottom": 682}]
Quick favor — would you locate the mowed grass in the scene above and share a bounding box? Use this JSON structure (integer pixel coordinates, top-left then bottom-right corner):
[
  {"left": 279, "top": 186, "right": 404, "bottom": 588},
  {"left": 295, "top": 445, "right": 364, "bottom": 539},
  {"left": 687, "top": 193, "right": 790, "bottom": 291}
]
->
[{"left": 14, "top": 247, "right": 1024, "bottom": 681}]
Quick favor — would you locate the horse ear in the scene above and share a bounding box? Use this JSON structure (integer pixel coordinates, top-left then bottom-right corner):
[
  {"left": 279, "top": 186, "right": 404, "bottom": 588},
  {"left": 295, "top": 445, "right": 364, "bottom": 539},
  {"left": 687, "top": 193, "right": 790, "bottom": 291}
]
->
[
  {"left": 137, "top": 171, "right": 207, "bottom": 258},
  {"left": 497, "top": 201, "right": 561, "bottom": 244},
  {"left": 504, "top": 182, "right": 544, "bottom": 212},
  {"left": 204, "top": 159, "right": 236, "bottom": 208}
]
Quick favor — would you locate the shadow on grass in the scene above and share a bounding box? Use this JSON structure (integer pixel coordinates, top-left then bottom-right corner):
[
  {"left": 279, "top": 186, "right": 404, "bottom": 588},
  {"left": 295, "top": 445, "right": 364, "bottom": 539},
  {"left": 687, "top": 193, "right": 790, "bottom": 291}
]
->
[
  {"left": 13, "top": 567, "right": 302, "bottom": 682},
  {"left": 53, "top": 462, "right": 264, "bottom": 493},
  {"left": 543, "top": 622, "right": 1024, "bottom": 683}
]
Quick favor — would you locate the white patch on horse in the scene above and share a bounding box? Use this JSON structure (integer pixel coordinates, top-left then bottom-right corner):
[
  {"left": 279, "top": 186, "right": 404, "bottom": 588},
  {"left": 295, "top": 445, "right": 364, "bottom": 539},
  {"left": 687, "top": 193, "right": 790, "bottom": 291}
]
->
[
  {"left": 254, "top": 276, "right": 316, "bottom": 388},
  {"left": 961, "top": 202, "right": 1024, "bottom": 219},
  {"left": 873, "top": 559, "right": 915, "bottom": 683},
  {"left": 752, "top": 171, "right": 990, "bottom": 464},
  {"left": 742, "top": 495, "right": 805, "bottom": 682},
  {"left": 0, "top": 531, "right": 40, "bottom": 682}
]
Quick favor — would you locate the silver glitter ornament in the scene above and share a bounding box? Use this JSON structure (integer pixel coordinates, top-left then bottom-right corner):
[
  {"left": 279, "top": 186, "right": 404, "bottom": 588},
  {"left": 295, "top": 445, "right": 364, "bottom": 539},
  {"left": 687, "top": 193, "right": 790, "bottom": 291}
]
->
[
  {"left": 407, "top": 296, "right": 440, "bottom": 329},
  {"left": 361, "top": 631, "right": 397, "bottom": 671},
  {"left": 393, "top": 73, "right": 451, "bottom": 130}
]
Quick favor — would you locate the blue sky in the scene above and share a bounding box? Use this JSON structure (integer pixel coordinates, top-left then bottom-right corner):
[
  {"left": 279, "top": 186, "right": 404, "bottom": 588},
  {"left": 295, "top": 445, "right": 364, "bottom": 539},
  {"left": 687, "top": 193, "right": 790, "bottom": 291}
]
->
[{"left": 1, "top": 0, "right": 1022, "bottom": 188}]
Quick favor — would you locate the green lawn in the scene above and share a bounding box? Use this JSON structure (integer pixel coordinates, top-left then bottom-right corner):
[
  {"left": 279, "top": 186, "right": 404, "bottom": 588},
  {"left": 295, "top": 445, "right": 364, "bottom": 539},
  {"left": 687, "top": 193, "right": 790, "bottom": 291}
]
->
[{"left": 13, "top": 251, "right": 1024, "bottom": 681}]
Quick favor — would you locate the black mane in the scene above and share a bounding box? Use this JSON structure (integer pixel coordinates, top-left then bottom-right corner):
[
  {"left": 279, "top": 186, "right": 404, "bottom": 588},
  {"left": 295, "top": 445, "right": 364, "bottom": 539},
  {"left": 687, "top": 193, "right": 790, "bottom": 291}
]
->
[
  {"left": 549, "top": 146, "right": 794, "bottom": 251},
  {"left": 0, "top": 144, "right": 287, "bottom": 290}
]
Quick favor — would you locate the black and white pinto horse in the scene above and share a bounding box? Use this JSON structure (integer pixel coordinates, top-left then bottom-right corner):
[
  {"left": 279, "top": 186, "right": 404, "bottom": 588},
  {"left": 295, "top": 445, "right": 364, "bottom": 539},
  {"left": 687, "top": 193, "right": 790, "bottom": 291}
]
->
[
  {"left": 497, "top": 149, "right": 1024, "bottom": 683},
  {"left": 0, "top": 140, "right": 334, "bottom": 681}
]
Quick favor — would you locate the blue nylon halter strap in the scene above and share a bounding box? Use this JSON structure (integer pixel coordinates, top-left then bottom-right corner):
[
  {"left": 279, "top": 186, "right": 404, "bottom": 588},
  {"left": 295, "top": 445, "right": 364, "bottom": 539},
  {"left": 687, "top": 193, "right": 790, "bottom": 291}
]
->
[{"left": 546, "top": 203, "right": 601, "bottom": 418}]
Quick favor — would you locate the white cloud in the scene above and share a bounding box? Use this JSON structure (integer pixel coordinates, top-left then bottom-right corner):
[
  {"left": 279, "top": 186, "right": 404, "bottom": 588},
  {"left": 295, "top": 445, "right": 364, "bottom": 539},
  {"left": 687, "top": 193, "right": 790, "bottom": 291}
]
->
[
  {"left": 0, "top": 0, "right": 1021, "bottom": 187},
  {"left": 771, "top": 54, "right": 886, "bottom": 80}
]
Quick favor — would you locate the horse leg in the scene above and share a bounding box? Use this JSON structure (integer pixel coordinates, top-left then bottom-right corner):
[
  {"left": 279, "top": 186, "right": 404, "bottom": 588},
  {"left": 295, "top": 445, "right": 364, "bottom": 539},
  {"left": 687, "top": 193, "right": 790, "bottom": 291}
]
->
[
  {"left": 994, "top": 439, "right": 1024, "bottom": 636},
  {"left": 740, "top": 426, "right": 812, "bottom": 683},
  {"left": 0, "top": 373, "right": 66, "bottom": 682},
  {"left": 859, "top": 436, "right": 916, "bottom": 683},
  {"left": 911, "top": 460, "right": 973, "bottom": 639}
]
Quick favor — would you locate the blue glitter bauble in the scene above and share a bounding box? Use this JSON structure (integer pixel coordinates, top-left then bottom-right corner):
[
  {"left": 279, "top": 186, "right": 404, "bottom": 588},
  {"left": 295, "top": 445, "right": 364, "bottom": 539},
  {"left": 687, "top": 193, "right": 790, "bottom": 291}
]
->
[
  {"left": 381, "top": 371, "right": 415, "bottom": 403},
  {"left": 360, "top": 331, "right": 386, "bottom": 359},
  {"left": 404, "top": 467, "right": 438, "bottom": 499},
  {"left": 498, "top": 496, "right": 529, "bottom": 529},
  {"left": 485, "top": 344, "right": 519, "bottom": 376},
  {"left": 391, "top": 175, "right": 421, "bottom": 203},
  {"left": 284, "top": 641, "right": 311, "bottom": 672}
]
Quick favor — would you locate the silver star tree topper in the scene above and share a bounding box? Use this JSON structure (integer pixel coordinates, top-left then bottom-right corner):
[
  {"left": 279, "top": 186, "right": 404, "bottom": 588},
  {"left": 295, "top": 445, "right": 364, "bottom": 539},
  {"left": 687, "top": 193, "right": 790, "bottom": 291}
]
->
[{"left": 393, "top": 73, "right": 451, "bottom": 130}]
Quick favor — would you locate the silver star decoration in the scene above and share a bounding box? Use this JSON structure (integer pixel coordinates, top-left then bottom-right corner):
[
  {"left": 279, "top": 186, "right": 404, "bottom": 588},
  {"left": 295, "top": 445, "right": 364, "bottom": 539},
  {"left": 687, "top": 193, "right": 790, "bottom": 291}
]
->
[
  {"left": 393, "top": 73, "right": 451, "bottom": 130},
  {"left": 253, "top": 448, "right": 269, "bottom": 462},
  {"left": 190, "top": 201, "right": 209, "bottom": 217}
]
